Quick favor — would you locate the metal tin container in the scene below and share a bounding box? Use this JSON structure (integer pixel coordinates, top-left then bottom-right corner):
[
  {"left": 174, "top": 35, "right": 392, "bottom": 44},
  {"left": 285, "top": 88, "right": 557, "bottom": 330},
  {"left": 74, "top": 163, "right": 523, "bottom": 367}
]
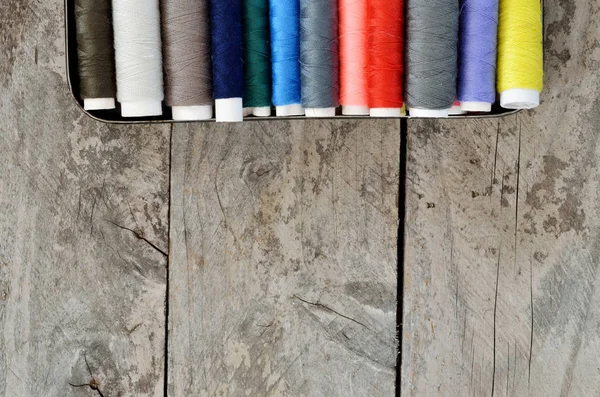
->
[{"left": 64, "top": 0, "right": 518, "bottom": 123}]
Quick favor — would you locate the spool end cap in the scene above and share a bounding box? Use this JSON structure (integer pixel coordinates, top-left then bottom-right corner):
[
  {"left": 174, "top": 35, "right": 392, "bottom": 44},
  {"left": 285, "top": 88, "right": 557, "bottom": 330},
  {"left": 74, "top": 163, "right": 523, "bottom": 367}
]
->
[
  {"left": 500, "top": 89, "right": 540, "bottom": 110},
  {"left": 84, "top": 98, "right": 116, "bottom": 111},
  {"left": 305, "top": 108, "right": 336, "bottom": 118},
  {"left": 343, "top": 105, "right": 370, "bottom": 116},
  {"left": 409, "top": 108, "right": 450, "bottom": 118},
  {"left": 460, "top": 101, "right": 492, "bottom": 112},
  {"left": 121, "top": 100, "right": 163, "bottom": 117},
  {"left": 253, "top": 106, "right": 272, "bottom": 117},
  {"left": 449, "top": 104, "right": 466, "bottom": 115},
  {"left": 370, "top": 108, "right": 401, "bottom": 118},
  {"left": 276, "top": 104, "right": 304, "bottom": 116},
  {"left": 172, "top": 105, "right": 213, "bottom": 121},
  {"left": 216, "top": 98, "right": 244, "bottom": 122}
]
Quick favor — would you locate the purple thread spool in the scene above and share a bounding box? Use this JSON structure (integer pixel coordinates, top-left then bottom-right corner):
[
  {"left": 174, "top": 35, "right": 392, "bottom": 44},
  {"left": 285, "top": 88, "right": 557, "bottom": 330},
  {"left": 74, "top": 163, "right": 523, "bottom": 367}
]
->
[{"left": 458, "top": 0, "right": 498, "bottom": 112}]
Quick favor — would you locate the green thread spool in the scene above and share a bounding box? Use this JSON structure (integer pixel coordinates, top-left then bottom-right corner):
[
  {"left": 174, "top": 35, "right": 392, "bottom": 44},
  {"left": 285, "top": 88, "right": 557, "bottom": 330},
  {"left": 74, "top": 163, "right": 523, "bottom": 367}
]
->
[{"left": 243, "top": 0, "right": 272, "bottom": 116}]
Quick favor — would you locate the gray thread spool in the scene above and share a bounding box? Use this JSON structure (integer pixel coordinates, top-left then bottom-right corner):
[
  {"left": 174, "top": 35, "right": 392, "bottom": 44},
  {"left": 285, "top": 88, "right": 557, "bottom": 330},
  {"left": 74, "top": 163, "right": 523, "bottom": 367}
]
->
[
  {"left": 406, "top": 0, "right": 459, "bottom": 117},
  {"left": 299, "top": 0, "right": 339, "bottom": 117},
  {"left": 75, "top": 0, "right": 116, "bottom": 110},
  {"left": 161, "top": 0, "right": 213, "bottom": 121}
]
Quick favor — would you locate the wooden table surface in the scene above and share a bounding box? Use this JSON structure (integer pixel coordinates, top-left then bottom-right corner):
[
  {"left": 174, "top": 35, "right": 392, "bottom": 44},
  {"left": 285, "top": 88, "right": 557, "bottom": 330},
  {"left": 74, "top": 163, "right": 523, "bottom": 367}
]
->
[{"left": 0, "top": 0, "right": 597, "bottom": 396}]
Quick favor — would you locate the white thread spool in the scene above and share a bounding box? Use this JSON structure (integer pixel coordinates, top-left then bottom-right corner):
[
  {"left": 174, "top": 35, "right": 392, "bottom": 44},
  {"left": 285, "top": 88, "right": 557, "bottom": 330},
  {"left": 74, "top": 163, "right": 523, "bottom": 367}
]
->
[{"left": 112, "top": 0, "right": 164, "bottom": 117}]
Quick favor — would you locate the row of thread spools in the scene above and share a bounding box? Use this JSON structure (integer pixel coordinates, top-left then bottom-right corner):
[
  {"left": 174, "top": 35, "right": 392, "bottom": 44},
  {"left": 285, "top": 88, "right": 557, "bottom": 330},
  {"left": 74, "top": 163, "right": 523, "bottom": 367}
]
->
[{"left": 76, "top": 0, "right": 544, "bottom": 122}]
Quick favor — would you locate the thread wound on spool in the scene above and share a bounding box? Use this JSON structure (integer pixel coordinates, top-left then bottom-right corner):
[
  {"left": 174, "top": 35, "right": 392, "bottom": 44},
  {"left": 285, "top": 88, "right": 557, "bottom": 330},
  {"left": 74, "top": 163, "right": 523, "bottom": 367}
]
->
[
  {"left": 161, "top": 0, "right": 213, "bottom": 108},
  {"left": 75, "top": 0, "right": 116, "bottom": 103},
  {"left": 458, "top": 0, "right": 498, "bottom": 107},
  {"left": 339, "top": 0, "right": 368, "bottom": 110},
  {"left": 368, "top": 0, "right": 404, "bottom": 110},
  {"left": 112, "top": 0, "right": 164, "bottom": 116},
  {"left": 270, "top": 0, "right": 302, "bottom": 107},
  {"left": 243, "top": 0, "right": 271, "bottom": 108},
  {"left": 406, "top": 0, "right": 459, "bottom": 110},
  {"left": 211, "top": 0, "right": 244, "bottom": 101},
  {"left": 497, "top": 0, "right": 543, "bottom": 109},
  {"left": 299, "top": 0, "right": 340, "bottom": 109}
]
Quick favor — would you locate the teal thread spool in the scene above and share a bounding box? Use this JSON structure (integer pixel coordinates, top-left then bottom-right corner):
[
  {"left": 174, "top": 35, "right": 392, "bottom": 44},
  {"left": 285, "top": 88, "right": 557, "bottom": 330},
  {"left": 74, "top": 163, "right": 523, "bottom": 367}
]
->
[{"left": 243, "top": 0, "right": 272, "bottom": 116}]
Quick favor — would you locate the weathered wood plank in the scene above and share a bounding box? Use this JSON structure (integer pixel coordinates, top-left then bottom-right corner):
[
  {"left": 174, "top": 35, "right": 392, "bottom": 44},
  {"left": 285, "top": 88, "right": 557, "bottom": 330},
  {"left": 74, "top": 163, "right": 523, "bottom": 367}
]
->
[
  {"left": 401, "top": 1, "right": 600, "bottom": 395},
  {"left": 168, "top": 120, "right": 399, "bottom": 396},
  {"left": 0, "top": 1, "right": 169, "bottom": 395}
]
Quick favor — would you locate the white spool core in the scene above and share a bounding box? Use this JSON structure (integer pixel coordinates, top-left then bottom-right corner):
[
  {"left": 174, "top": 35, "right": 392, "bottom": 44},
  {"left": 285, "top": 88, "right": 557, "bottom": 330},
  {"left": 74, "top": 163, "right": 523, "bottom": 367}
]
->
[
  {"left": 84, "top": 98, "right": 116, "bottom": 111},
  {"left": 243, "top": 108, "right": 252, "bottom": 117},
  {"left": 253, "top": 106, "right": 272, "bottom": 117},
  {"left": 121, "top": 100, "right": 163, "bottom": 117},
  {"left": 370, "top": 108, "right": 401, "bottom": 118},
  {"left": 461, "top": 101, "right": 492, "bottom": 112},
  {"left": 276, "top": 104, "right": 305, "bottom": 116},
  {"left": 409, "top": 108, "right": 450, "bottom": 118},
  {"left": 500, "top": 89, "right": 540, "bottom": 110},
  {"left": 449, "top": 104, "right": 466, "bottom": 115},
  {"left": 216, "top": 98, "right": 244, "bottom": 122},
  {"left": 343, "top": 105, "right": 370, "bottom": 116},
  {"left": 172, "top": 105, "right": 213, "bottom": 121},
  {"left": 305, "top": 108, "right": 336, "bottom": 118}
]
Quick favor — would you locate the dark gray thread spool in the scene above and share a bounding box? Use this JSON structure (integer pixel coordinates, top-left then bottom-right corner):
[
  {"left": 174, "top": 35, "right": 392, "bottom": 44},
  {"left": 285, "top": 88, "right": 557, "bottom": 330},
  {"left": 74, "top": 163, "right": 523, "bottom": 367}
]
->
[
  {"left": 406, "top": 0, "right": 459, "bottom": 115},
  {"left": 75, "top": 0, "right": 116, "bottom": 110},
  {"left": 299, "top": 0, "right": 339, "bottom": 115},
  {"left": 161, "top": 0, "right": 213, "bottom": 120}
]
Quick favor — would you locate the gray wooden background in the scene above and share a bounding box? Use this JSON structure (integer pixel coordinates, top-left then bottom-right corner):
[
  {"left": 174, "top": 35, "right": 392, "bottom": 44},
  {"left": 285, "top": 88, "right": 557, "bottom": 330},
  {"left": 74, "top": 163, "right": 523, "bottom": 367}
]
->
[{"left": 0, "top": 0, "right": 597, "bottom": 396}]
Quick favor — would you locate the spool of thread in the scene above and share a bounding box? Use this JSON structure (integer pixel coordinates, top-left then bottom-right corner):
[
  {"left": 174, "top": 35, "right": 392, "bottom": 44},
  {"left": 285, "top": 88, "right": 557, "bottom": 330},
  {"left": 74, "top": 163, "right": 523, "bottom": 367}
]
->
[
  {"left": 161, "top": 0, "right": 213, "bottom": 121},
  {"left": 243, "top": 0, "right": 272, "bottom": 117},
  {"left": 211, "top": 0, "right": 244, "bottom": 122},
  {"left": 497, "top": 0, "right": 543, "bottom": 109},
  {"left": 368, "top": 0, "right": 404, "bottom": 118},
  {"left": 112, "top": 0, "right": 164, "bottom": 117},
  {"left": 75, "top": 0, "right": 116, "bottom": 110},
  {"left": 406, "top": 0, "right": 459, "bottom": 117},
  {"left": 299, "top": 0, "right": 340, "bottom": 117},
  {"left": 270, "top": 0, "right": 304, "bottom": 116},
  {"left": 339, "top": 0, "right": 368, "bottom": 116},
  {"left": 458, "top": 0, "right": 498, "bottom": 112}
]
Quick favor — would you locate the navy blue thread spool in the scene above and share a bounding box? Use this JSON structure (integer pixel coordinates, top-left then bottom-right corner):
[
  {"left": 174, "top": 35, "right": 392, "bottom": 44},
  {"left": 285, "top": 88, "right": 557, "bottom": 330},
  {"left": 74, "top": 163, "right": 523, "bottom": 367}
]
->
[{"left": 211, "top": 0, "right": 244, "bottom": 121}]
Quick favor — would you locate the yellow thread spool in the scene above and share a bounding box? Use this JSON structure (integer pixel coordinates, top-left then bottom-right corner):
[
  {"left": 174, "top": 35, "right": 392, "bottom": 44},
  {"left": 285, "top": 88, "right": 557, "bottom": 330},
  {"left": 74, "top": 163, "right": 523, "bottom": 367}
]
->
[{"left": 497, "top": 0, "right": 543, "bottom": 109}]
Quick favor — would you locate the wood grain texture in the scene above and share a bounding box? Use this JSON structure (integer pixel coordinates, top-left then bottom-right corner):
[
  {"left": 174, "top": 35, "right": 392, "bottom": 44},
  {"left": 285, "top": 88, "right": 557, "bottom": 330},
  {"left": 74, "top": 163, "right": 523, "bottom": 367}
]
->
[
  {"left": 168, "top": 120, "right": 399, "bottom": 396},
  {"left": 401, "top": 1, "right": 600, "bottom": 395},
  {"left": 0, "top": 0, "right": 169, "bottom": 395}
]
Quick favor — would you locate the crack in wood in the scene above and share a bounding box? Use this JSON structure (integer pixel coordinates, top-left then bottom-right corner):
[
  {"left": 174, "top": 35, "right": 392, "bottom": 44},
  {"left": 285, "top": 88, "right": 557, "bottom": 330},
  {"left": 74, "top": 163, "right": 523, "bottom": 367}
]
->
[
  {"left": 68, "top": 352, "right": 106, "bottom": 397},
  {"left": 107, "top": 220, "right": 168, "bottom": 257},
  {"left": 491, "top": 121, "right": 501, "bottom": 192},
  {"left": 293, "top": 294, "right": 372, "bottom": 331}
]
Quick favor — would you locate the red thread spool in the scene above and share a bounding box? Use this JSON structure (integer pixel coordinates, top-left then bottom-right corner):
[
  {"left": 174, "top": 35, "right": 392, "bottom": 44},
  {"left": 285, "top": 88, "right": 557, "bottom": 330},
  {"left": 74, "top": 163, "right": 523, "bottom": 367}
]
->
[{"left": 368, "top": 0, "right": 404, "bottom": 116}]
